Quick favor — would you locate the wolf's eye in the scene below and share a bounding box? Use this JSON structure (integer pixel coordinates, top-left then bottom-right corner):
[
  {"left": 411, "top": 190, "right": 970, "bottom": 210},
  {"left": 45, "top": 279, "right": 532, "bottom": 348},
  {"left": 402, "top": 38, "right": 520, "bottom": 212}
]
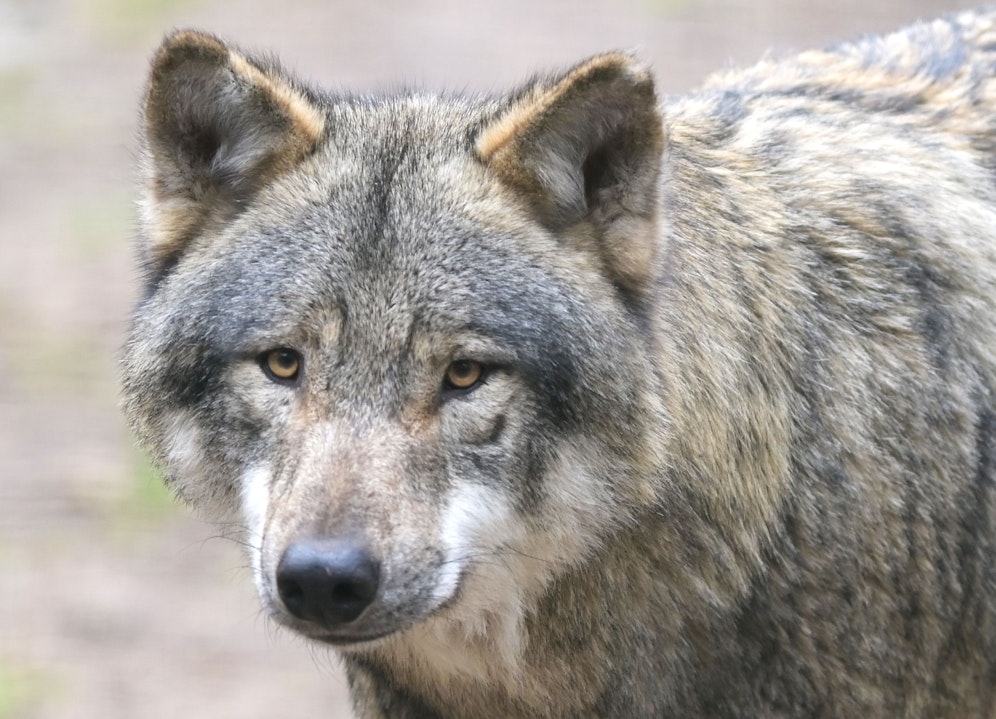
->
[
  {"left": 261, "top": 348, "right": 301, "bottom": 383},
  {"left": 444, "top": 360, "right": 484, "bottom": 391}
]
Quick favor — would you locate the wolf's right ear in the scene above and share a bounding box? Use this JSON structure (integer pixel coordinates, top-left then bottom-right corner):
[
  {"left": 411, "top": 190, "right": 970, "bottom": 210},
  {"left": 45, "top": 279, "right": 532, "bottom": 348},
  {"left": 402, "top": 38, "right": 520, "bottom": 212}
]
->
[{"left": 140, "top": 30, "right": 325, "bottom": 278}]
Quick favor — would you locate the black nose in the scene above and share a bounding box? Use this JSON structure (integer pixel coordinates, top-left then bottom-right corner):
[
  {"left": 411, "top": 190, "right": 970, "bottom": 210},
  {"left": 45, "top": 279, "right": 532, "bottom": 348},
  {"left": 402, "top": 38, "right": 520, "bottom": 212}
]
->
[{"left": 276, "top": 538, "right": 380, "bottom": 627}]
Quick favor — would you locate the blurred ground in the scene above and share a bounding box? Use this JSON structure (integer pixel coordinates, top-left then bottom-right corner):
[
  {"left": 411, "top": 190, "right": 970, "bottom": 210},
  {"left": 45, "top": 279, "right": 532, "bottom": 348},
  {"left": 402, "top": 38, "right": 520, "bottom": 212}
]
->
[{"left": 0, "top": 0, "right": 974, "bottom": 716}]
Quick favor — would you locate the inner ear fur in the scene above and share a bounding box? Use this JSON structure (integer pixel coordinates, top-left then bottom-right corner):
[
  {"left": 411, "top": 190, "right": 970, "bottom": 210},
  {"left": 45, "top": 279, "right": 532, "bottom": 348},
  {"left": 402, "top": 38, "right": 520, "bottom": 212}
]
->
[
  {"left": 140, "top": 30, "right": 326, "bottom": 279},
  {"left": 476, "top": 53, "right": 665, "bottom": 292}
]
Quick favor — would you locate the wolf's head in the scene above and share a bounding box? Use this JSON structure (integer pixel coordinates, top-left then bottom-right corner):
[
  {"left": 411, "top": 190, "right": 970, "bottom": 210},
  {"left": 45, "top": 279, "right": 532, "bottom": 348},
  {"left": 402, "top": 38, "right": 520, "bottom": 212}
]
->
[{"left": 123, "top": 31, "right": 667, "bottom": 658}]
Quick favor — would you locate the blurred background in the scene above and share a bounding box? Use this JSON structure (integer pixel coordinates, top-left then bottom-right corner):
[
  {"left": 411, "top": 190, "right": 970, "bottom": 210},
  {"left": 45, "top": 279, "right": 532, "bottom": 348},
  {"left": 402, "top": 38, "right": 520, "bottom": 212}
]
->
[{"left": 0, "top": 0, "right": 975, "bottom": 716}]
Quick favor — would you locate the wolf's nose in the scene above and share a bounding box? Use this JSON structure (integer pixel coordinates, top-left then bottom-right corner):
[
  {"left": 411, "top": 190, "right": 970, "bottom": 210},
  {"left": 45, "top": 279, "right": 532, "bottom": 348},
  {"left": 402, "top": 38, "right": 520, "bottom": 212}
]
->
[{"left": 276, "top": 538, "right": 380, "bottom": 627}]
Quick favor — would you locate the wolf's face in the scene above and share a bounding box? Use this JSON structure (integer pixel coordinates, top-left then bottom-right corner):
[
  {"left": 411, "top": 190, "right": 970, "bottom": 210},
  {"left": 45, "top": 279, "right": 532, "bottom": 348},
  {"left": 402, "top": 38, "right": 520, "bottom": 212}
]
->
[{"left": 124, "top": 32, "right": 665, "bottom": 653}]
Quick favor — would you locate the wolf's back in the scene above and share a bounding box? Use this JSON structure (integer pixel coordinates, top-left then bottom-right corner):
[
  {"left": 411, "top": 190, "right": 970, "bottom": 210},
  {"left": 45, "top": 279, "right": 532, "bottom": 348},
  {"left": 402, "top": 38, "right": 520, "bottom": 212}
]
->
[{"left": 649, "top": 8, "right": 996, "bottom": 715}]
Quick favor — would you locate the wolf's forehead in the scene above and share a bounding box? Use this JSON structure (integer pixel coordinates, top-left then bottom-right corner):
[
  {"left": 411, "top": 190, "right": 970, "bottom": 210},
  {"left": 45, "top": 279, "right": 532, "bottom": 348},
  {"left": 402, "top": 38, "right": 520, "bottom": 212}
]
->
[
  {"left": 318, "top": 95, "right": 488, "bottom": 175},
  {"left": 251, "top": 102, "right": 508, "bottom": 273},
  {"left": 326, "top": 94, "right": 489, "bottom": 143},
  {"left": 258, "top": 98, "right": 493, "bottom": 248},
  {"left": 225, "top": 181, "right": 498, "bottom": 342}
]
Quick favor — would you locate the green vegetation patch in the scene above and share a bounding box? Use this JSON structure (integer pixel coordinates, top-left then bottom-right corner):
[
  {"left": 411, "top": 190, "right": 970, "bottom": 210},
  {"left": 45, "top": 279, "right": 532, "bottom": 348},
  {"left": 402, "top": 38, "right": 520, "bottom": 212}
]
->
[{"left": 0, "top": 661, "right": 58, "bottom": 719}]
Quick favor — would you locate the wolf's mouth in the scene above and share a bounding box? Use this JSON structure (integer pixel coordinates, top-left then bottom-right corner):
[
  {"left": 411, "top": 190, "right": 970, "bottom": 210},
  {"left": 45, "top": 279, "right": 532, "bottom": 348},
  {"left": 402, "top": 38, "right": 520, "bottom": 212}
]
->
[
  {"left": 272, "top": 577, "right": 469, "bottom": 650},
  {"left": 268, "top": 601, "right": 411, "bottom": 647},
  {"left": 306, "top": 627, "right": 397, "bottom": 647}
]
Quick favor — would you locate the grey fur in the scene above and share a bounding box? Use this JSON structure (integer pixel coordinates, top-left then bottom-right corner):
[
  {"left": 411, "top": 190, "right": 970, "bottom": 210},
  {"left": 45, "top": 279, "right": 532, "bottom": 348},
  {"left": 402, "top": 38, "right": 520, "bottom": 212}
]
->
[{"left": 124, "top": 10, "right": 996, "bottom": 718}]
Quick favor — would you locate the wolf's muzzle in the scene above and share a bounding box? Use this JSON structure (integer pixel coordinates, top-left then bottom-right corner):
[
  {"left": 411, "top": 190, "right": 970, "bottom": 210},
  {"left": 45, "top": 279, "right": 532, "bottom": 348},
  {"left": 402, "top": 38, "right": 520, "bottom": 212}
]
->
[{"left": 276, "top": 537, "right": 380, "bottom": 628}]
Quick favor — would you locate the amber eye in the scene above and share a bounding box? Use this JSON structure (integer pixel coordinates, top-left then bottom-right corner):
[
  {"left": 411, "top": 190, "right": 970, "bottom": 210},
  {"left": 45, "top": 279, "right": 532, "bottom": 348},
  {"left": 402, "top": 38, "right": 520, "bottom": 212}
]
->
[
  {"left": 261, "top": 348, "right": 301, "bottom": 383},
  {"left": 444, "top": 360, "right": 484, "bottom": 391}
]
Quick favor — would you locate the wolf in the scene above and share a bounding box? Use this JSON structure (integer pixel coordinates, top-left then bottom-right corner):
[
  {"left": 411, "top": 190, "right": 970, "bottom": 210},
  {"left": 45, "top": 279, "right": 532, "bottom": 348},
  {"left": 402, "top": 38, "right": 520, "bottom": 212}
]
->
[{"left": 122, "top": 8, "right": 996, "bottom": 718}]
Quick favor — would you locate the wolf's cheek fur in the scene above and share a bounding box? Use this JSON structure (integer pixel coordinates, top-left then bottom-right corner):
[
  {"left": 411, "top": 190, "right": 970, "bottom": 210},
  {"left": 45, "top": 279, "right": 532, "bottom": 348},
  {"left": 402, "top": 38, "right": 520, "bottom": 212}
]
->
[
  {"left": 240, "top": 463, "right": 273, "bottom": 592},
  {"left": 437, "top": 370, "right": 517, "bottom": 446},
  {"left": 158, "top": 410, "right": 214, "bottom": 503}
]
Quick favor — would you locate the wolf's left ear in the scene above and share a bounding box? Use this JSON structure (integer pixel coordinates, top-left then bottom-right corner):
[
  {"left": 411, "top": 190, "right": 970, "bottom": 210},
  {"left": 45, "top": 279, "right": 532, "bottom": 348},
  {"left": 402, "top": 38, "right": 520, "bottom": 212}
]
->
[
  {"left": 476, "top": 54, "right": 664, "bottom": 292},
  {"left": 140, "top": 30, "right": 325, "bottom": 278}
]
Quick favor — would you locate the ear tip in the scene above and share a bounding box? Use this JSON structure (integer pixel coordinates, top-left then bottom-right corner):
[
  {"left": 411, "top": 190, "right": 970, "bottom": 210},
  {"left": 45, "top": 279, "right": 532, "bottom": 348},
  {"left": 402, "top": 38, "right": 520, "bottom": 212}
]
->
[
  {"left": 578, "top": 51, "right": 655, "bottom": 87},
  {"left": 159, "top": 28, "right": 227, "bottom": 53},
  {"left": 151, "top": 29, "right": 228, "bottom": 74},
  {"left": 146, "top": 29, "right": 231, "bottom": 115}
]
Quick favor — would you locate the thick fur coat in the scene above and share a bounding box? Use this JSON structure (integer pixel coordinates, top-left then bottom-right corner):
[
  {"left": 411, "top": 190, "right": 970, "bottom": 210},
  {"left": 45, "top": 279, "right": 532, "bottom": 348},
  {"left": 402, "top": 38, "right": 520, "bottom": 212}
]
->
[{"left": 123, "top": 9, "right": 996, "bottom": 717}]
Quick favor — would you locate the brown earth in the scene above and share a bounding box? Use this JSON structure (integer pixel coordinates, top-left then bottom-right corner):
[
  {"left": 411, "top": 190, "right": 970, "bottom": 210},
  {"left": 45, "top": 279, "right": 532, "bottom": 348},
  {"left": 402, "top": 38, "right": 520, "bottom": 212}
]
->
[{"left": 0, "top": 0, "right": 971, "bottom": 716}]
